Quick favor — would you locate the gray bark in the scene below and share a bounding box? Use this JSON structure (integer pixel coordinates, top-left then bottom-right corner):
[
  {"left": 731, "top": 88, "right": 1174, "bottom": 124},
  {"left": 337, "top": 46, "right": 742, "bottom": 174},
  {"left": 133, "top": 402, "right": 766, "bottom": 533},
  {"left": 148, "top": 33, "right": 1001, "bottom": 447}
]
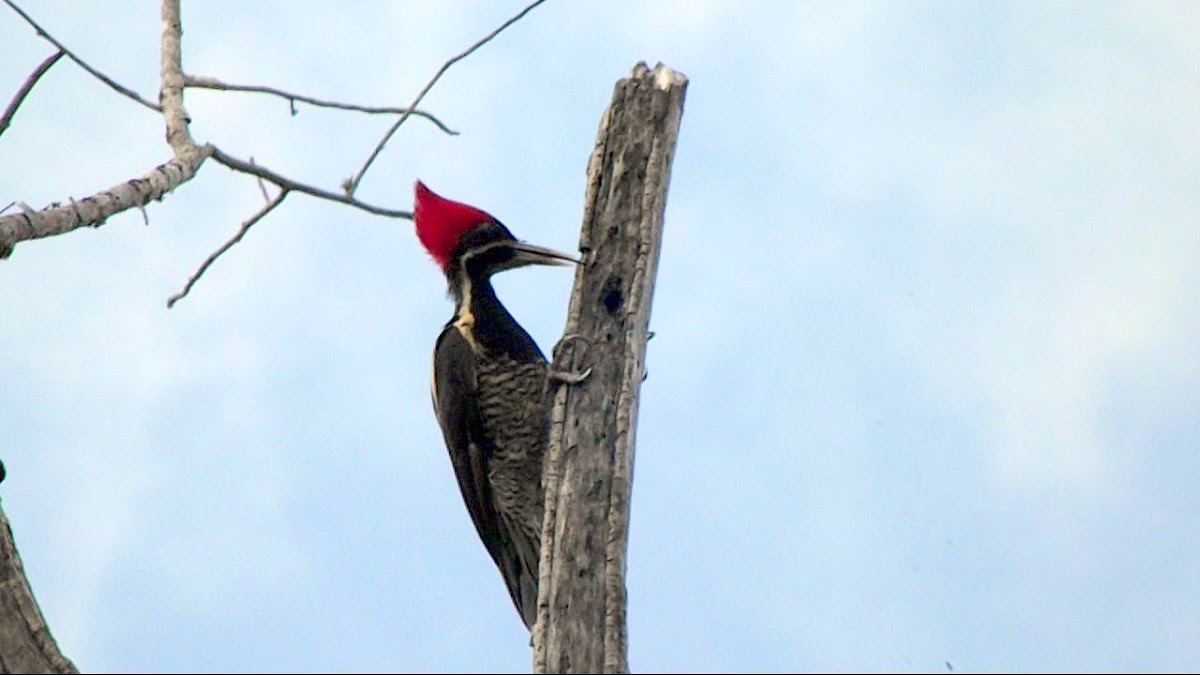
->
[
  {"left": 0, "top": 154, "right": 208, "bottom": 259},
  {"left": 0, "top": 504, "right": 77, "bottom": 674},
  {"left": 534, "top": 62, "right": 688, "bottom": 674}
]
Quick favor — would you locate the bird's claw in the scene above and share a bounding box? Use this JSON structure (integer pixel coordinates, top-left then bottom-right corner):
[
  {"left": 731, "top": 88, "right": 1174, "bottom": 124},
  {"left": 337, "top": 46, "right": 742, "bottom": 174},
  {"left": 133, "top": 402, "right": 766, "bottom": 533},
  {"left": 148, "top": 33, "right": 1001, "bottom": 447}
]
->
[
  {"left": 552, "top": 333, "right": 590, "bottom": 362},
  {"left": 549, "top": 365, "right": 592, "bottom": 385}
]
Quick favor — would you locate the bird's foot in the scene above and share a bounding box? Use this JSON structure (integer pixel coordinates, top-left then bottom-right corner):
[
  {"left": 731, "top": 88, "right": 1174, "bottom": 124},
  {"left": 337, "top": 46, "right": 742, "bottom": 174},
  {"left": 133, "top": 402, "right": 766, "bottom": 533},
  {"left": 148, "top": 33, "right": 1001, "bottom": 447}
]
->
[
  {"left": 550, "top": 333, "right": 592, "bottom": 384},
  {"left": 549, "top": 364, "right": 592, "bottom": 384},
  {"left": 552, "top": 333, "right": 590, "bottom": 362}
]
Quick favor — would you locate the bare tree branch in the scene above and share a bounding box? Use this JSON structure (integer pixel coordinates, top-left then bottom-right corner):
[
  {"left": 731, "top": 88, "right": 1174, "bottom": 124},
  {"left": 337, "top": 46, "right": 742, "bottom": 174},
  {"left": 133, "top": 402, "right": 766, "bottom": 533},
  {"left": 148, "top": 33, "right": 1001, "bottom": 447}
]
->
[
  {"left": 0, "top": 0, "right": 210, "bottom": 259},
  {"left": 2, "top": 0, "right": 416, "bottom": 261},
  {"left": 2, "top": 0, "right": 162, "bottom": 112},
  {"left": 167, "top": 189, "right": 289, "bottom": 308},
  {"left": 184, "top": 75, "right": 459, "bottom": 135},
  {"left": 346, "top": 0, "right": 549, "bottom": 196},
  {"left": 209, "top": 146, "right": 411, "bottom": 219},
  {"left": 0, "top": 154, "right": 211, "bottom": 258},
  {"left": 0, "top": 49, "right": 64, "bottom": 137},
  {"left": 159, "top": 0, "right": 202, "bottom": 160}
]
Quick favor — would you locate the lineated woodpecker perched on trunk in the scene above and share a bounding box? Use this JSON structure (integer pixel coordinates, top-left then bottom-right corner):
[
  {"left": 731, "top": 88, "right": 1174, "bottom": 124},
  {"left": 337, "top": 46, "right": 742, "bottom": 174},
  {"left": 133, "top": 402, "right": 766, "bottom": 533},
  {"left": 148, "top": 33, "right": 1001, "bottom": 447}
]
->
[{"left": 414, "top": 180, "right": 583, "bottom": 630}]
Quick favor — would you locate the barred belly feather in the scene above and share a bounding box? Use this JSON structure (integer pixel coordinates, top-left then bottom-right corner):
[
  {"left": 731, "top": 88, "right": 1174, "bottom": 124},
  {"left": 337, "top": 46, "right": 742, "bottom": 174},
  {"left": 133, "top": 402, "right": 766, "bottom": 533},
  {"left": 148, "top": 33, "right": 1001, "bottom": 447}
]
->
[{"left": 476, "top": 355, "right": 550, "bottom": 570}]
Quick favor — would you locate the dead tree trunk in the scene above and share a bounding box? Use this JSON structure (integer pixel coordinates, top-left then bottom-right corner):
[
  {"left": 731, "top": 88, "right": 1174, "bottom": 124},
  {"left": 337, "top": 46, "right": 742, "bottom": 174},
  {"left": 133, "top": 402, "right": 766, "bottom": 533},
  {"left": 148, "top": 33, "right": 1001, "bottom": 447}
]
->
[
  {"left": 533, "top": 62, "right": 688, "bottom": 674},
  {"left": 0, "top": 504, "right": 77, "bottom": 674}
]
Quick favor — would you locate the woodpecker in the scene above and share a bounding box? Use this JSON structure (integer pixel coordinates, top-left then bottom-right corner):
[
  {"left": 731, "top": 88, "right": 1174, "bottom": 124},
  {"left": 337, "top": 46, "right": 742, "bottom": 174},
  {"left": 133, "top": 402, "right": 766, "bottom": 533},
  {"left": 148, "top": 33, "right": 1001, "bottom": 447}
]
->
[{"left": 414, "top": 180, "right": 577, "bottom": 630}]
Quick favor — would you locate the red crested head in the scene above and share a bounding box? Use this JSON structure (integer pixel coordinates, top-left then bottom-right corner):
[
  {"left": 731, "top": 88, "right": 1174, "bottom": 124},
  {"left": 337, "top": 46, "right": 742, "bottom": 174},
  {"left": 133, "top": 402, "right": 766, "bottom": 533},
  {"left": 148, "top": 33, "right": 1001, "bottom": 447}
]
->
[{"left": 414, "top": 180, "right": 496, "bottom": 270}]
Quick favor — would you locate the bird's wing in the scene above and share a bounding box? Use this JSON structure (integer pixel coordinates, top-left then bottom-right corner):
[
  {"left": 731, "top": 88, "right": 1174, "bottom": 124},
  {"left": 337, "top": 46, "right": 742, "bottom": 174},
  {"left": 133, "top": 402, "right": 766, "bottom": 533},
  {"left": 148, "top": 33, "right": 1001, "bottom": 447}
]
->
[
  {"left": 432, "top": 325, "right": 498, "bottom": 548},
  {"left": 432, "top": 324, "right": 535, "bottom": 627}
]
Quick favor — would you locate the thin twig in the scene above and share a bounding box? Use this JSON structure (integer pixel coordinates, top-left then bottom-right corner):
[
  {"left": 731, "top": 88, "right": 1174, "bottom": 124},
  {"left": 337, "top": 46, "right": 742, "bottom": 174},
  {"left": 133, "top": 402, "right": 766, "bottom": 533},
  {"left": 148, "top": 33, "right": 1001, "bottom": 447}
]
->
[
  {"left": 2, "top": 0, "right": 161, "bottom": 112},
  {"left": 346, "top": 0, "right": 548, "bottom": 196},
  {"left": 209, "top": 146, "right": 411, "bottom": 219},
  {"left": 248, "top": 157, "right": 271, "bottom": 203},
  {"left": 167, "top": 190, "right": 288, "bottom": 308},
  {"left": 184, "top": 75, "right": 459, "bottom": 135},
  {"left": 0, "top": 49, "right": 64, "bottom": 137}
]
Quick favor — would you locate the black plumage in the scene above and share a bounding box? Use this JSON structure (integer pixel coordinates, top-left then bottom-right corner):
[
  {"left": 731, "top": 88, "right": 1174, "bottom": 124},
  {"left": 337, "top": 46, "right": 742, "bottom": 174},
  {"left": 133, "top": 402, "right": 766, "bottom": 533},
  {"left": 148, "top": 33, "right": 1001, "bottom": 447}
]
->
[{"left": 416, "top": 182, "right": 575, "bottom": 629}]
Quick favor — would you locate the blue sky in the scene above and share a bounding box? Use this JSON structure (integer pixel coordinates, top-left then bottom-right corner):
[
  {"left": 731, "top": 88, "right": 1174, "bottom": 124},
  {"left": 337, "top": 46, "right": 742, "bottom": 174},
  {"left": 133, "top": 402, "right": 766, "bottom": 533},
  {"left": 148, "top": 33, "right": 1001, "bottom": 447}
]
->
[{"left": 2, "top": 1, "right": 1198, "bottom": 672}]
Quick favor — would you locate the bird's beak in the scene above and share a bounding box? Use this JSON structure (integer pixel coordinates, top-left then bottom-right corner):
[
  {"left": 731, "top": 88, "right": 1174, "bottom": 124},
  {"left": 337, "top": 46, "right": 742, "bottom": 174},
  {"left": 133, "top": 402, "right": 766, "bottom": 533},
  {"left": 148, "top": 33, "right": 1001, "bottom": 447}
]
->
[{"left": 508, "top": 241, "right": 579, "bottom": 267}]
